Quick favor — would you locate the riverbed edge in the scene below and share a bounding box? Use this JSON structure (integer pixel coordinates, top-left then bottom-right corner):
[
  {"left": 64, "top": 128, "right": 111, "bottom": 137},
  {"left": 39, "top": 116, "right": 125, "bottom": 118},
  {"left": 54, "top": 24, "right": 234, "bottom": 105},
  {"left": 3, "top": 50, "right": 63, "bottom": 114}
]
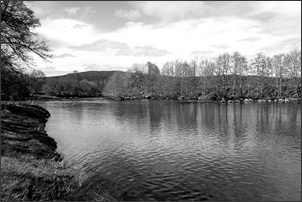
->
[{"left": 1, "top": 103, "right": 119, "bottom": 201}]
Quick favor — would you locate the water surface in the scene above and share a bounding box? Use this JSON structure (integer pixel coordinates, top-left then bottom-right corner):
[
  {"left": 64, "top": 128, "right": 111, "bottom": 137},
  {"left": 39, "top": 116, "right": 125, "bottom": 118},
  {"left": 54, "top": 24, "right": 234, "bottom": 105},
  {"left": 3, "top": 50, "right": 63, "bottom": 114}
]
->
[{"left": 38, "top": 99, "right": 301, "bottom": 201}]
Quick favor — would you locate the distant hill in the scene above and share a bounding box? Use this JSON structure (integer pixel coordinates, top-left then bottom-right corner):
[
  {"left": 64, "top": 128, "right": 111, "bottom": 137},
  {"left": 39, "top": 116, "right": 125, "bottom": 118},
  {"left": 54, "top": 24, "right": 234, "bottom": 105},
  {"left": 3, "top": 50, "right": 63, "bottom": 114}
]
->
[{"left": 46, "top": 70, "right": 125, "bottom": 82}]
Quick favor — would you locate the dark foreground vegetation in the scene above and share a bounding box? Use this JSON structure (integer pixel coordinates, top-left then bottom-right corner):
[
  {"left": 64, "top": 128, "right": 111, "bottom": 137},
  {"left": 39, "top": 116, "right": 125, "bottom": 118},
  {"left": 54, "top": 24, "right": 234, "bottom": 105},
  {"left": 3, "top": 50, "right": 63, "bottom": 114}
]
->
[{"left": 1, "top": 103, "right": 119, "bottom": 201}]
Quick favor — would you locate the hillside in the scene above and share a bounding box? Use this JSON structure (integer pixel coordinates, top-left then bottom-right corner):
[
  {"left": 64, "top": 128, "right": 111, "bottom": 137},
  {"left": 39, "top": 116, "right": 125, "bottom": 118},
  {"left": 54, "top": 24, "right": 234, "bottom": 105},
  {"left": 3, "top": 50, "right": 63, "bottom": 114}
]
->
[{"left": 47, "top": 70, "right": 124, "bottom": 82}]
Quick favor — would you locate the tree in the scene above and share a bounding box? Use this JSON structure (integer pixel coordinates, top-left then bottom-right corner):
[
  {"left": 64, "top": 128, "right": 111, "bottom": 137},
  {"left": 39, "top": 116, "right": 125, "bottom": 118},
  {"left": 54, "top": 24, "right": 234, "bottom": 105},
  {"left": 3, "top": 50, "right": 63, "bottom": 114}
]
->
[
  {"left": 160, "top": 61, "right": 177, "bottom": 98},
  {"left": 103, "top": 72, "right": 131, "bottom": 99},
  {"left": 272, "top": 53, "right": 286, "bottom": 98},
  {"left": 1, "top": 67, "right": 30, "bottom": 100},
  {"left": 231, "top": 52, "right": 248, "bottom": 97},
  {"left": 128, "top": 63, "right": 146, "bottom": 94},
  {"left": 285, "top": 49, "right": 301, "bottom": 97},
  {"left": 28, "top": 69, "right": 46, "bottom": 95},
  {"left": 251, "top": 52, "right": 269, "bottom": 98},
  {"left": 215, "top": 53, "right": 232, "bottom": 98},
  {"left": 146, "top": 61, "right": 160, "bottom": 94},
  {"left": 1, "top": 1, "right": 51, "bottom": 67},
  {"left": 1, "top": 1, "right": 51, "bottom": 100},
  {"left": 198, "top": 59, "right": 219, "bottom": 97},
  {"left": 79, "top": 79, "right": 94, "bottom": 96},
  {"left": 161, "top": 61, "right": 175, "bottom": 77},
  {"left": 42, "top": 84, "right": 52, "bottom": 95}
]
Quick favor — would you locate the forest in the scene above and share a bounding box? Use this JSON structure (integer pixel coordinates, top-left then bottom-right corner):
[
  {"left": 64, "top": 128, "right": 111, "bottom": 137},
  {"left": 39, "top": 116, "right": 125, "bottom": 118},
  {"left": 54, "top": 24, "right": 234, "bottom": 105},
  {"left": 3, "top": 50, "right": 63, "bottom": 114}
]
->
[
  {"left": 102, "top": 51, "right": 301, "bottom": 101},
  {"left": 1, "top": 49, "right": 301, "bottom": 100},
  {"left": 3, "top": 49, "right": 300, "bottom": 102}
]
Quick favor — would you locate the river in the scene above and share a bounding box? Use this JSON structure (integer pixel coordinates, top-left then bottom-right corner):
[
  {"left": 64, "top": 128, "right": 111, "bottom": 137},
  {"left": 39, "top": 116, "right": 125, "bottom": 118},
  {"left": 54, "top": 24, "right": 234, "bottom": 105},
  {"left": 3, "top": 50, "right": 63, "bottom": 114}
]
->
[{"left": 37, "top": 99, "right": 301, "bottom": 201}]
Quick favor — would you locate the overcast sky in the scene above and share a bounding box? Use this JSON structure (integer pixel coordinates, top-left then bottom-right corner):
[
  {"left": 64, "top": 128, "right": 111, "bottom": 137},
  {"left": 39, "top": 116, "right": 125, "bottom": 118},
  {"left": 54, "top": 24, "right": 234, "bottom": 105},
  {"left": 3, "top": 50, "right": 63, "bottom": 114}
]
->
[{"left": 25, "top": 1, "right": 301, "bottom": 76}]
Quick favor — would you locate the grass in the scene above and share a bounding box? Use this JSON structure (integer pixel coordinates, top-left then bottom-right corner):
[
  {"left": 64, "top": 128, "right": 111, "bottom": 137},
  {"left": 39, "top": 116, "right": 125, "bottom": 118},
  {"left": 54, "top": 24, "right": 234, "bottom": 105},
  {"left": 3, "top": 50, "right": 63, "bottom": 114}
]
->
[{"left": 1, "top": 154, "right": 79, "bottom": 201}]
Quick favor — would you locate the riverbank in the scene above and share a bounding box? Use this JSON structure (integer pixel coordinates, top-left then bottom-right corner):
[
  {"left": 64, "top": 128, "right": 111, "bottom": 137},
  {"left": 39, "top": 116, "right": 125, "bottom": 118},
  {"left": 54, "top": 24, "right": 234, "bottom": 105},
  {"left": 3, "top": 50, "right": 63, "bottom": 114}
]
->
[
  {"left": 103, "top": 93, "right": 301, "bottom": 103},
  {"left": 7, "top": 92, "right": 300, "bottom": 103},
  {"left": 1, "top": 103, "right": 118, "bottom": 201}
]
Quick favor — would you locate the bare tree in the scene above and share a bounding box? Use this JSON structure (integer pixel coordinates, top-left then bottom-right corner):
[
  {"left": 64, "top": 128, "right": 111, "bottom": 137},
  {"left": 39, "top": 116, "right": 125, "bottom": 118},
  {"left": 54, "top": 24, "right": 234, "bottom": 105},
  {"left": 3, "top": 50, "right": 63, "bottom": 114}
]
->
[
  {"left": 161, "top": 61, "right": 175, "bottom": 77},
  {"left": 272, "top": 53, "right": 286, "bottom": 98},
  {"left": 251, "top": 52, "right": 270, "bottom": 98},
  {"left": 146, "top": 61, "right": 160, "bottom": 94},
  {"left": 103, "top": 72, "right": 131, "bottom": 99},
  {"left": 285, "top": 49, "right": 301, "bottom": 97},
  {"left": 215, "top": 53, "right": 232, "bottom": 98},
  {"left": 231, "top": 52, "right": 248, "bottom": 97}
]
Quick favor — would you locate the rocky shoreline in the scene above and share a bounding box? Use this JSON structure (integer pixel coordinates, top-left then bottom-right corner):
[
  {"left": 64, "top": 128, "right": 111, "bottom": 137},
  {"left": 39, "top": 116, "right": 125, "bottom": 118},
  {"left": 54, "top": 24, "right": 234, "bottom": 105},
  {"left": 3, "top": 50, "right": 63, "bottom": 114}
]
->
[{"left": 1, "top": 103, "right": 118, "bottom": 201}]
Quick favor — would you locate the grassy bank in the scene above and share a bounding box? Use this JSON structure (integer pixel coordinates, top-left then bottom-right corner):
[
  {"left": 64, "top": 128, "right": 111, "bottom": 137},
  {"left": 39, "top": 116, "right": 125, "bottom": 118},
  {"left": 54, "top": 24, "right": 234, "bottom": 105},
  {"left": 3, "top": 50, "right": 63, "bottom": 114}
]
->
[{"left": 1, "top": 103, "right": 118, "bottom": 201}]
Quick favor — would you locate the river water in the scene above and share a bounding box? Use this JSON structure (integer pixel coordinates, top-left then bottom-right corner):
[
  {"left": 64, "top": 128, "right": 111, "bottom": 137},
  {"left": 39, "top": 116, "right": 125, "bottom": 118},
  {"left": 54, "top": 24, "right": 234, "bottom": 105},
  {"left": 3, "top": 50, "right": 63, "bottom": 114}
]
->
[{"left": 38, "top": 99, "right": 301, "bottom": 201}]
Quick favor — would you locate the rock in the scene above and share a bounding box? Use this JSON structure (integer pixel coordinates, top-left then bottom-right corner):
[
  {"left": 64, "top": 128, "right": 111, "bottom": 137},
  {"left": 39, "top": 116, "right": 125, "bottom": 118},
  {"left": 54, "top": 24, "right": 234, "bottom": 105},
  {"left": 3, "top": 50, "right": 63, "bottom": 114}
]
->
[{"left": 1, "top": 104, "right": 57, "bottom": 159}]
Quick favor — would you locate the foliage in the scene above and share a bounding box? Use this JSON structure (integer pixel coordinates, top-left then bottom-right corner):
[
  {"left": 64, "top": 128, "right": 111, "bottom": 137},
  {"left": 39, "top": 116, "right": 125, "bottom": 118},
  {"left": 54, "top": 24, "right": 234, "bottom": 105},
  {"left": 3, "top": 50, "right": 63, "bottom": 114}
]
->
[
  {"left": 28, "top": 69, "right": 46, "bottom": 95},
  {"left": 1, "top": 1, "right": 51, "bottom": 100},
  {"left": 1, "top": 67, "right": 31, "bottom": 100},
  {"left": 102, "top": 72, "right": 131, "bottom": 99}
]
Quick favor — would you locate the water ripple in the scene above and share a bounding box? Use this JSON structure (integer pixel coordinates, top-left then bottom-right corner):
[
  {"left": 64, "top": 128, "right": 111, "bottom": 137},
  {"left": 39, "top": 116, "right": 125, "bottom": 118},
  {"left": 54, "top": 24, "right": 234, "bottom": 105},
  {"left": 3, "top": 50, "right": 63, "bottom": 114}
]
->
[{"left": 39, "top": 100, "right": 301, "bottom": 201}]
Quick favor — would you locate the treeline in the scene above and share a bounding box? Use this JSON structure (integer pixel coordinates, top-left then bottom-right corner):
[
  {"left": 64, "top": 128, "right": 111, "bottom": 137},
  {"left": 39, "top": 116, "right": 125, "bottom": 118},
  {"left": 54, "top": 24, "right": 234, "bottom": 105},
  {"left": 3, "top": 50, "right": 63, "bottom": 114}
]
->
[
  {"left": 2, "top": 49, "right": 300, "bottom": 101},
  {"left": 103, "top": 50, "right": 301, "bottom": 101},
  {"left": 1, "top": 70, "right": 111, "bottom": 100},
  {"left": 1, "top": 68, "right": 48, "bottom": 100},
  {"left": 43, "top": 71, "right": 105, "bottom": 97}
]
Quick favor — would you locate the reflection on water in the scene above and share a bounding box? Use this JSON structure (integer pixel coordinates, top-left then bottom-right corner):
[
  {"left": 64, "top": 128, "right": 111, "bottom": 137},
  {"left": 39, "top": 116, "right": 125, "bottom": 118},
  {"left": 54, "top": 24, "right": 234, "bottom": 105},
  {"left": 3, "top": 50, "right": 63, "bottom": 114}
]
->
[{"left": 38, "top": 99, "right": 301, "bottom": 201}]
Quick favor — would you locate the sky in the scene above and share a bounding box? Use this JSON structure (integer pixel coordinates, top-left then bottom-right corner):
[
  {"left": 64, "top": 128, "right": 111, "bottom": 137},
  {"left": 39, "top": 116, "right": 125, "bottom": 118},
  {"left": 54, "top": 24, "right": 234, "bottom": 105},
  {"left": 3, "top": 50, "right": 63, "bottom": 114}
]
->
[{"left": 25, "top": 1, "right": 301, "bottom": 77}]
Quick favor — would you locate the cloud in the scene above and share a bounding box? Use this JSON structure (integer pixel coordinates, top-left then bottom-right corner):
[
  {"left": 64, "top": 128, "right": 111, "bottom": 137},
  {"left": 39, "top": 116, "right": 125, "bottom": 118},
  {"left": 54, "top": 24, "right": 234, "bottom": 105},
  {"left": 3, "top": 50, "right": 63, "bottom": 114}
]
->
[
  {"left": 70, "top": 39, "right": 128, "bottom": 51},
  {"left": 116, "top": 45, "right": 170, "bottom": 57},
  {"left": 65, "top": 7, "right": 80, "bottom": 15},
  {"left": 42, "top": 66, "right": 72, "bottom": 77},
  {"left": 237, "top": 37, "right": 262, "bottom": 42},
  {"left": 261, "top": 37, "right": 301, "bottom": 54},
  {"left": 79, "top": 6, "right": 97, "bottom": 21},
  {"left": 211, "top": 44, "right": 229, "bottom": 49},
  {"left": 130, "top": 1, "right": 212, "bottom": 21},
  {"left": 242, "top": 2, "right": 301, "bottom": 38},
  {"left": 190, "top": 50, "right": 213, "bottom": 56},
  {"left": 70, "top": 39, "right": 170, "bottom": 57},
  {"left": 105, "top": 17, "right": 266, "bottom": 58},
  {"left": 35, "top": 19, "right": 98, "bottom": 46},
  {"left": 245, "top": 1, "right": 300, "bottom": 19},
  {"left": 115, "top": 9, "right": 141, "bottom": 20},
  {"left": 44, "top": 66, "right": 56, "bottom": 71},
  {"left": 53, "top": 53, "right": 76, "bottom": 58},
  {"left": 83, "top": 64, "right": 100, "bottom": 71},
  {"left": 24, "top": 1, "right": 56, "bottom": 19},
  {"left": 74, "top": 24, "right": 85, "bottom": 29},
  {"left": 25, "top": 2, "right": 96, "bottom": 21},
  {"left": 282, "top": 37, "right": 301, "bottom": 44},
  {"left": 102, "top": 64, "right": 124, "bottom": 70},
  {"left": 27, "top": 1, "right": 300, "bottom": 77}
]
